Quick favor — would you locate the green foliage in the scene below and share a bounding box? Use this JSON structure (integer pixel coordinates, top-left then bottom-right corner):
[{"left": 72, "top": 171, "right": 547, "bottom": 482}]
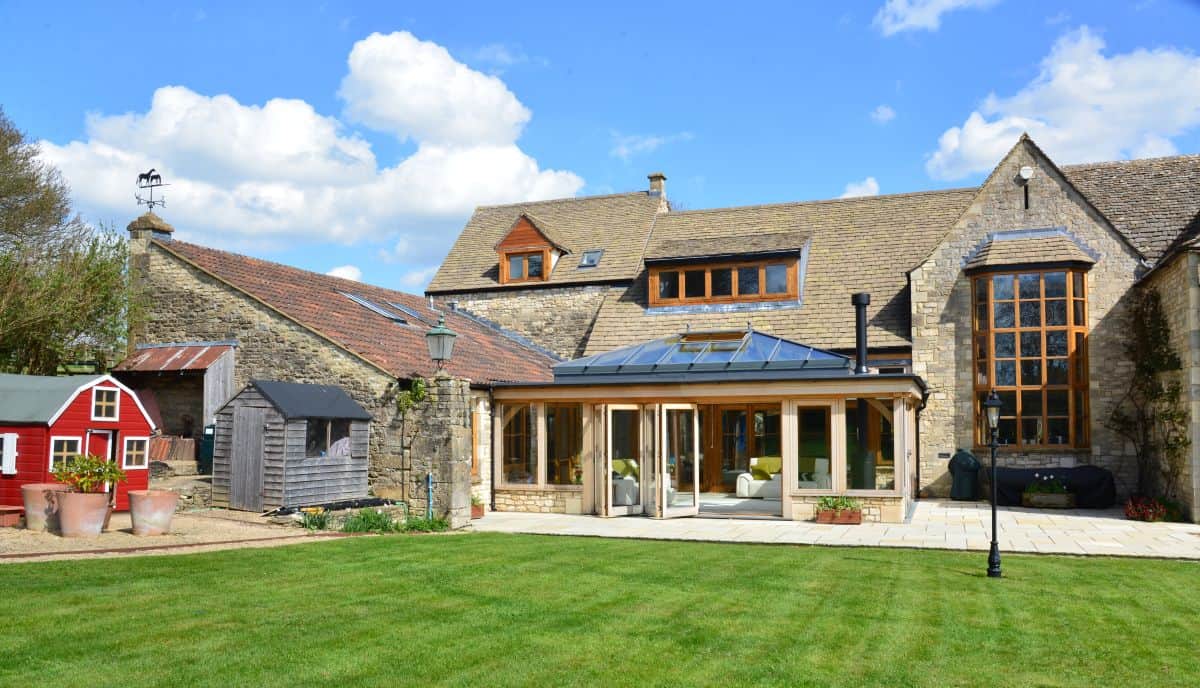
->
[
  {"left": 1024, "top": 474, "right": 1070, "bottom": 495},
  {"left": 299, "top": 508, "right": 330, "bottom": 531},
  {"left": 1107, "top": 289, "right": 1190, "bottom": 500},
  {"left": 50, "top": 453, "right": 127, "bottom": 493},
  {"left": 816, "top": 495, "right": 861, "bottom": 513},
  {"left": 401, "top": 516, "right": 450, "bottom": 533},
  {"left": 341, "top": 508, "right": 402, "bottom": 533},
  {"left": 0, "top": 108, "right": 137, "bottom": 374},
  {"left": 470, "top": 494, "right": 484, "bottom": 507},
  {"left": 394, "top": 377, "right": 427, "bottom": 415}
]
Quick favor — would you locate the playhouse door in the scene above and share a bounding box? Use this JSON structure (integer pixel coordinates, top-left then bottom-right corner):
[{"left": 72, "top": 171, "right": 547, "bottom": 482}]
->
[{"left": 231, "top": 407, "right": 266, "bottom": 511}]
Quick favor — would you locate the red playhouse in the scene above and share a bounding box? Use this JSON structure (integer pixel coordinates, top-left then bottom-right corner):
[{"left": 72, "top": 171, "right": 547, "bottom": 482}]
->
[{"left": 0, "top": 373, "right": 156, "bottom": 514}]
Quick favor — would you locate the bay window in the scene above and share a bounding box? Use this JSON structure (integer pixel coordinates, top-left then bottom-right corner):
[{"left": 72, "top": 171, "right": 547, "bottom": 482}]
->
[{"left": 972, "top": 269, "right": 1089, "bottom": 448}]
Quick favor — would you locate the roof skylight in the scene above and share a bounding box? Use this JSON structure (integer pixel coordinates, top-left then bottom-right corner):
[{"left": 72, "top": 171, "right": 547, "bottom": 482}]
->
[
  {"left": 340, "top": 293, "right": 408, "bottom": 324},
  {"left": 579, "top": 249, "right": 603, "bottom": 268}
]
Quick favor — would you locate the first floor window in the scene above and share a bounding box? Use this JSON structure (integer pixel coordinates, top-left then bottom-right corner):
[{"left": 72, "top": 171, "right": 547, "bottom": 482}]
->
[
  {"left": 50, "top": 437, "right": 81, "bottom": 470},
  {"left": 92, "top": 388, "right": 118, "bottom": 420},
  {"left": 973, "top": 269, "right": 1089, "bottom": 448},
  {"left": 650, "top": 258, "right": 798, "bottom": 306},
  {"left": 546, "top": 404, "right": 583, "bottom": 485},
  {"left": 305, "top": 419, "right": 351, "bottom": 458},
  {"left": 123, "top": 438, "right": 148, "bottom": 468},
  {"left": 505, "top": 252, "right": 544, "bottom": 282},
  {"left": 501, "top": 404, "right": 536, "bottom": 484}
]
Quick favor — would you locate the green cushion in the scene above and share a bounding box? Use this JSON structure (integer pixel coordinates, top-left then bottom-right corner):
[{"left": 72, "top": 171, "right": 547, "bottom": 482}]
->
[
  {"left": 751, "top": 456, "right": 782, "bottom": 475},
  {"left": 612, "top": 458, "right": 639, "bottom": 480},
  {"left": 750, "top": 467, "right": 772, "bottom": 481}
]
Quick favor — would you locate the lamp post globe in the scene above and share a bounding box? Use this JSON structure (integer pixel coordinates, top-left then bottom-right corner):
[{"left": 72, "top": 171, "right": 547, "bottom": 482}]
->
[
  {"left": 983, "top": 391, "right": 1003, "bottom": 578},
  {"left": 425, "top": 315, "right": 458, "bottom": 370}
]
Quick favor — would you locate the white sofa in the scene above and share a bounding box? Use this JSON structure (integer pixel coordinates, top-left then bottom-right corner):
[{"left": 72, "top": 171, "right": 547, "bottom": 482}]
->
[
  {"left": 612, "top": 476, "right": 639, "bottom": 506},
  {"left": 798, "top": 458, "right": 831, "bottom": 489},
  {"left": 736, "top": 472, "right": 782, "bottom": 499}
]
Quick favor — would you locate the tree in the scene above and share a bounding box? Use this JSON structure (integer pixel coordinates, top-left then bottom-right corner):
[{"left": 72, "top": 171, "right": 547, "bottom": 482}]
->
[
  {"left": 0, "top": 107, "right": 134, "bottom": 374},
  {"left": 1107, "top": 288, "right": 1190, "bottom": 500}
]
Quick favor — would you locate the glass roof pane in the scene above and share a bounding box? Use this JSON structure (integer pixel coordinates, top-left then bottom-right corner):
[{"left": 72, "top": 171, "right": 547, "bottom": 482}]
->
[
  {"left": 587, "top": 345, "right": 640, "bottom": 368},
  {"left": 697, "top": 339, "right": 743, "bottom": 363},
  {"left": 773, "top": 339, "right": 816, "bottom": 362},
  {"left": 625, "top": 338, "right": 676, "bottom": 365},
  {"left": 663, "top": 341, "right": 707, "bottom": 365},
  {"left": 733, "top": 332, "right": 779, "bottom": 362}
]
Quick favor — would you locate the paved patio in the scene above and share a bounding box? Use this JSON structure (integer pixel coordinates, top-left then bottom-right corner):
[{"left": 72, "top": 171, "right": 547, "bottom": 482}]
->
[{"left": 474, "top": 499, "right": 1200, "bottom": 560}]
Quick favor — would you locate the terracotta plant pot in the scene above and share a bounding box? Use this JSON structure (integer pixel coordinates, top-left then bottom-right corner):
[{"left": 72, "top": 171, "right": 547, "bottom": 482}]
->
[
  {"left": 57, "top": 491, "right": 110, "bottom": 537},
  {"left": 20, "top": 482, "right": 72, "bottom": 531},
  {"left": 471, "top": 503, "right": 485, "bottom": 520},
  {"left": 129, "top": 489, "right": 180, "bottom": 536},
  {"left": 815, "top": 509, "right": 863, "bottom": 525}
]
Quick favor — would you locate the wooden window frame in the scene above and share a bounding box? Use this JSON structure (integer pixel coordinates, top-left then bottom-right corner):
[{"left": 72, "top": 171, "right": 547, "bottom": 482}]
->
[
  {"left": 499, "top": 249, "right": 551, "bottom": 284},
  {"left": 48, "top": 436, "right": 82, "bottom": 471},
  {"left": 122, "top": 437, "right": 149, "bottom": 469},
  {"left": 91, "top": 386, "right": 120, "bottom": 421},
  {"left": 545, "top": 403, "right": 583, "bottom": 486},
  {"left": 648, "top": 258, "right": 799, "bottom": 307},
  {"left": 498, "top": 403, "right": 537, "bottom": 487},
  {"left": 971, "top": 268, "right": 1089, "bottom": 450}
]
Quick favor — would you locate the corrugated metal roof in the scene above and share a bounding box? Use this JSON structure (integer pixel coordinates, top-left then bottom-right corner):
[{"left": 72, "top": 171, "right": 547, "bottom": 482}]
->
[
  {"left": 0, "top": 374, "right": 103, "bottom": 423},
  {"left": 113, "top": 344, "right": 234, "bottom": 372},
  {"left": 249, "top": 380, "right": 373, "bottom": 421}
]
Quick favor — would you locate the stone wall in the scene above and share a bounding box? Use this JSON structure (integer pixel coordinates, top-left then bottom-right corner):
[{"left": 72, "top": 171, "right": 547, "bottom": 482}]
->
[
  {"left": 789, "top": 495, "right": 905, "bottom": 523},
  {"left": 434, "top": 284, "right": 622, "bottom": 359},
  {"left": 130, "top": 232, "right": 476, "bottom": 524},
  {"left": 909, "top": 140, "right": 1143, "bottom": 497},
  {"left": 494, "top": 488, "right": 579, "bottom": 513},
  {"left": 1143, "top": 252, "right": 1200, "bottom": 521}
]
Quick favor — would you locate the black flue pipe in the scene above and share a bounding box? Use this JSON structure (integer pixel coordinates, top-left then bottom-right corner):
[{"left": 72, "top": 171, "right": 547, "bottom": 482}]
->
[{"left": 852, "top": 292, "right": 870, "bottom": 374}]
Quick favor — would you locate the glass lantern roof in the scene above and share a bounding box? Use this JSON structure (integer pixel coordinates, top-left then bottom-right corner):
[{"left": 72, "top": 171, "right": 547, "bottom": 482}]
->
[{"left": 553, "top": 329, "right": 852, "bottom": 382}]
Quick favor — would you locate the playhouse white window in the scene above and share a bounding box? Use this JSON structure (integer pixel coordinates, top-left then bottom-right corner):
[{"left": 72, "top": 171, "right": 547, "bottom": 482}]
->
[
  {"left": 122, "top": 437, "right": 149, "bottom": 469},
  {"left": 49, "top": 436, "right": 82, "bottom": 470},
  {"left": 1, "top": 433, "right": 17, "bottom": 475},
  {"left": 92, "top": 387, "right": 119, "bottom": 420}
]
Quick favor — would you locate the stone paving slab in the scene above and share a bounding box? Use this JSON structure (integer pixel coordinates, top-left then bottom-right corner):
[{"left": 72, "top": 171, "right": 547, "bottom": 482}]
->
[{"left": 473, "top": 500, "right": 1200, "bottom": 560}]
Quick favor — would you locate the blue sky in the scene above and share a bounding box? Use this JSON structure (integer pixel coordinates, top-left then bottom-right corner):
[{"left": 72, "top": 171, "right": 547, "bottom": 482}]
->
[{"left": 2, "top": 0, "right": 1198, "bottom": 289}]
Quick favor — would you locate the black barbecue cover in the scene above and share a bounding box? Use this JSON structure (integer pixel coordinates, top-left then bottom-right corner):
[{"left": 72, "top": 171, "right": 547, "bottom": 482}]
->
[{"left": 992, "top": 465, "right": 1116, "bottom": 508}]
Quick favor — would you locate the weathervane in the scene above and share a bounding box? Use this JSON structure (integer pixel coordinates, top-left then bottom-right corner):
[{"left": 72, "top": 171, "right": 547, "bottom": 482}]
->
[{"left": 135, "top": 168, "right": 169, "bottom": 210}]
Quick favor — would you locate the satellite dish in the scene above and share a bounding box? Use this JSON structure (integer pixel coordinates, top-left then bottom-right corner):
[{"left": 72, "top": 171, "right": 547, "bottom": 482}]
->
[{"left": 1018, "top": 165, "right": 1035, "bottom": 181}]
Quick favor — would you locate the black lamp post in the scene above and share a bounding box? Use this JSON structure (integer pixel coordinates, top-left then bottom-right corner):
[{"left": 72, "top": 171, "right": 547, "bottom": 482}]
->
[
  {"left": 425, "top": 315, "right": 457, "bottom": 370},
  {"left": 983, "top": 391, "right": 1003, "bottom": 578}
]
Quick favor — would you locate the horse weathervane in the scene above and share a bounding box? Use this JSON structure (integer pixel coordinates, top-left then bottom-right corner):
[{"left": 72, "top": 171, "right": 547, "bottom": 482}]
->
[{"left": 135, "top": 168, "right": 169, "bottom": 210}]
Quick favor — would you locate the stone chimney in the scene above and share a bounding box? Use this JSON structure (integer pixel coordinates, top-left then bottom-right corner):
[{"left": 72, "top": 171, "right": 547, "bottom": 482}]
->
[
  {"left": 648, "top": 172, "right": 667, "bottom": 212},
  {"left": 126, "top": 212, "right": 174, "bottom": 355},
  {"left": 127, "top": 211, "right": 174, "bottom": 246}
]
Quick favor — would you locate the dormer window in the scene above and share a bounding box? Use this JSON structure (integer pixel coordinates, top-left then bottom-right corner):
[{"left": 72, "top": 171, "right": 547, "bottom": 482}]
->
[
  {"left": 495, "top": 213, "right": 569, "bottom": 285},
  {"left": 649, "top": 258, "right": 799, "bottom": 306},
  {"left": 579, "top": 250, "right": 603, "bottom": 268}
]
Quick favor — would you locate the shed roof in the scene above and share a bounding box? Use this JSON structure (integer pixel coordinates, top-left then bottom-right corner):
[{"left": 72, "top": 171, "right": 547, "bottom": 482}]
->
[
  {"left": 113, "top": 343, "right": 234, "bottom": 372},
  {"left": 249, "top": 380, "right": 373, "bottom": 421},
  {"left": 0, "top": 374, "right": 104, "bottom": 423}
]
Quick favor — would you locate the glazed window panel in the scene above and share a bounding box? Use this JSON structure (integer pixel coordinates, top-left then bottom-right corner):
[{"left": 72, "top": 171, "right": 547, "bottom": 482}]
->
[
  {"left": 649, "top": 258, "right": 798, "bottom": 306},
  {"left": 92, "top": 388, "right": 118, "bottom": 420},
  {"left": 546, "top": 404, "right": 583, "bottom": 485},
  {"left": 973, "top": 269, "right": 1089, "bottom": 449},
  {"left": 51, "top": 437, "right": 81, "bottom": 470},
  {"left": 796, "top": 407, "right": 832, "bottom": 490},
  {"left": 124, "top": 438, "right": 148, "bottom": 468},
  {"left": 503, "top": 251, "right": 547, "bottom": 284},
  {"left": 845, "top": 399, "right": 895, "bottom": 491},
  {"left": 501, "top": 404, "right": 536, "bottom": 485}
]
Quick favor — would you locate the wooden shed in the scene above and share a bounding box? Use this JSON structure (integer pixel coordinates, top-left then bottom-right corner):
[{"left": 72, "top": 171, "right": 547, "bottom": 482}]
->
[{"left": 212, "top": 380, "right": 371, "bottom": 511}]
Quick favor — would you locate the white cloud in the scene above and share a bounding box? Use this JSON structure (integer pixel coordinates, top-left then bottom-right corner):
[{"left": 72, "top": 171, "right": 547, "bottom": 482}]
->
[
  {"left": 873, "top": 0, "right": 998, "bottom": 36},
  {"left": 37, "top": 32, "right": 583, "bottom": 270},
  {"left": 926, "top": 27, "right": 1200, "bottom": 180},
  {"left": 326, "top": 265, "right": 362, "bottom": 281},
  {"left": 398, "top": 265, "right": 440, "bottom": 290},
  {"left": 339, "top": 31, "right": 531, "bottom": 146},
  {"left": 840, "top": 177, "right": 880, "bottom": 198},
  {"left": 609, "top": 131, "right": 694, "bottom": 161},
  {"left": 871, "top": 105, "right": 896, "bottom": 124}
]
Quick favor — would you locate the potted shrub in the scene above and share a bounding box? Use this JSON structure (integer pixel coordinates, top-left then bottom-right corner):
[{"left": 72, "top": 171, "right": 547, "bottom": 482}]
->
[
  {"left": 471, "top": 494, "right": 485, "bottom": 520},
  {"left": 128, "top": 488, "right": 180, "bottom": 536},
  {"left": 1021, "top": 473, "right": 1075, "bottom": 508},
  {"left": 19, "top": 482, "right": 72, "bottom": 531},
  {"left": 814, "top": 496, "right": 862, "bottom": 524},
  {"left": 50, "top": 453, "right": 126, "bottom": 537}
]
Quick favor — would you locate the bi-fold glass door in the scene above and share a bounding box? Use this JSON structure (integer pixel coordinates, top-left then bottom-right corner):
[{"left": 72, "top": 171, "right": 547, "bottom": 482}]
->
[
  {"left": 658, "top": 404, "right": 699, "bottom": 518},
  {"left": 604, "top": 403, "right": 699, "bottom": 518},
  {"left": 606, "top": 405, "right": 644, "bottom": 516}
]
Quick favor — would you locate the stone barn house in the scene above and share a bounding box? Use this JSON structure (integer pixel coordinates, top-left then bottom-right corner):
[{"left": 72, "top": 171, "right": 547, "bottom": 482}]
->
[{"left": 126, "top": 213, "right": 557, "bottom": 526}]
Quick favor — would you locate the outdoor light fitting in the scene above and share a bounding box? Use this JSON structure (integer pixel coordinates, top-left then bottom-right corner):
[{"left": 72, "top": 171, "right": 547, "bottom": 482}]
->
[{"left": 425, "top": 315, "right": 457, "bottom": 369}]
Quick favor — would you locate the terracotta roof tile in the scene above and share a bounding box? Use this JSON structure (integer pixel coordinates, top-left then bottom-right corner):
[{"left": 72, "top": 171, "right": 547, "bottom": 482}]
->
[
  {"left": 427, "top": 192, "right": 662, "bottom": 292},
  {"left": 154, "top": 240, "right": 555, "bottom": 383}
]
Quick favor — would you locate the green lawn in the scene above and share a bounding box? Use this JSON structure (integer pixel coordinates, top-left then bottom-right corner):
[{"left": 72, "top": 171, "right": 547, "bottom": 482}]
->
[{"left": 1, "top": 534, "right": 1198, "bottom": 687}]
